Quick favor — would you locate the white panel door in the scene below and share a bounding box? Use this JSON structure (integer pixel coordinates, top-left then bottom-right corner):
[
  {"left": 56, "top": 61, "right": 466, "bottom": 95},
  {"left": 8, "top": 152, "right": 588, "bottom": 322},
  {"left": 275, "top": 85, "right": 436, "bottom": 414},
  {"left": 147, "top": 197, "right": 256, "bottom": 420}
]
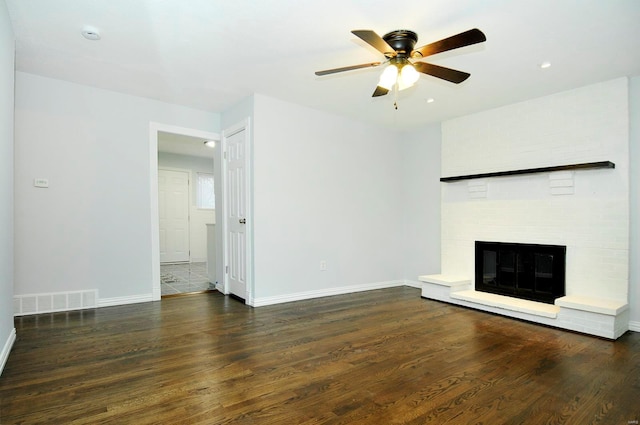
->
[
  {"left": 159, "top": 169, "right": 190, "bottom": 263},
  {"left": 225, "top": 128, "right": 248, "bottom": 300}
]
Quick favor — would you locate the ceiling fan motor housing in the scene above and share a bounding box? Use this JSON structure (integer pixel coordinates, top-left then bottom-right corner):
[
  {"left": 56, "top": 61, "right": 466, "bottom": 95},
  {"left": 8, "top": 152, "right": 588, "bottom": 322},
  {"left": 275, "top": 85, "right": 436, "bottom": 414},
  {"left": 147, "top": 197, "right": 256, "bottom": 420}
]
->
[{"left": 382, "top": 30, "right": 418, "bottom": 57}]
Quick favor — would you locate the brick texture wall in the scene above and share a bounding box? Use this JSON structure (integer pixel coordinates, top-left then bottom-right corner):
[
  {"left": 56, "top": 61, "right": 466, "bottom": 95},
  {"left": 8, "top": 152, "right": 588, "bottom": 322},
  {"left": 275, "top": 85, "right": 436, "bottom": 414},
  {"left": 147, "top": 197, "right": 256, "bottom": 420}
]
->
[{"left": 440, "top": 78, "right": 629, "bottom": 303}]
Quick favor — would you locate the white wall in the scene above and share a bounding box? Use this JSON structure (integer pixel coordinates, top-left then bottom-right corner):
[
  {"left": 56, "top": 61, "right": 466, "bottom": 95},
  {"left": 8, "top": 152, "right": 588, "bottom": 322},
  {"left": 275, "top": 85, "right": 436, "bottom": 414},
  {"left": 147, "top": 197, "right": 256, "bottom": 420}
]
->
[
  {"left": 441, "top": 78, "right": 630, "bottom": 304},
  {"left": 399, "top": 125, "right": 442, "bottom": 283},
  {"left": 158, "top": 152, "right": 215, "bottom": 262},
  {"left": 250, "top": 94, "right": 405, "bottom": 302},
  {"left": 0, "top": 0, "right": 16, "bottom": 375},
  {"left": 221, "top": 96, "right": 255, "bottom": 131},
  {"left": 13, "top": 72, "right": 220, "bottom": 303},
  {"left": 630, "top": 75, "right": 640, "bottom": 329}
]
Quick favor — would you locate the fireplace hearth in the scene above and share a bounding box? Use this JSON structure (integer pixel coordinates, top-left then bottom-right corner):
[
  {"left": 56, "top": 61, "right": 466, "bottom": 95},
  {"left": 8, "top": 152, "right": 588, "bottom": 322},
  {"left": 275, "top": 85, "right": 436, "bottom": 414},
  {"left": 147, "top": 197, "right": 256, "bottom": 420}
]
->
[{"left": 475, "top": 241, "right": 566, "bottom": 304}]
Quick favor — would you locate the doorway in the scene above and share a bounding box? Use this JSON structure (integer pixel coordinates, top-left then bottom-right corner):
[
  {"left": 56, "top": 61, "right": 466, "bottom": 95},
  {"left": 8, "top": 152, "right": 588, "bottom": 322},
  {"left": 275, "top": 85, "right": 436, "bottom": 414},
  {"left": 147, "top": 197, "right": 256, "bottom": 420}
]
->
[
  {"left": 149, "top": 123, "right": 220, "bottom": 300},
  {"left": 157, "top": 166, "right": 213, "bottom": 296}
]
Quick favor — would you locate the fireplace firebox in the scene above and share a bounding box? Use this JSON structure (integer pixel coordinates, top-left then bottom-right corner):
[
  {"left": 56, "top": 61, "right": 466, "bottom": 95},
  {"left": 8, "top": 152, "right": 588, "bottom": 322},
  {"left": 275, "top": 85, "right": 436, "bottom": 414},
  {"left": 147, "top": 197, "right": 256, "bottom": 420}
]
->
[{"left": 475, "top": 241, "right": 566, "bottom": 304}]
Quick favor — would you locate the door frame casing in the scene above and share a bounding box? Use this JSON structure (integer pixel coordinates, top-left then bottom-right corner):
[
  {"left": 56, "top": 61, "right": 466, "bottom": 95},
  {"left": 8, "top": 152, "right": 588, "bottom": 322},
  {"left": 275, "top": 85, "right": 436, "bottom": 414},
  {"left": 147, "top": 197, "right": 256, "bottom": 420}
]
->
[
  {"left": 149, "top": 122, "right": 220, "bottom": 301},
  {"left": 221, "top": 118, "right": 253, "bottom": 304}
]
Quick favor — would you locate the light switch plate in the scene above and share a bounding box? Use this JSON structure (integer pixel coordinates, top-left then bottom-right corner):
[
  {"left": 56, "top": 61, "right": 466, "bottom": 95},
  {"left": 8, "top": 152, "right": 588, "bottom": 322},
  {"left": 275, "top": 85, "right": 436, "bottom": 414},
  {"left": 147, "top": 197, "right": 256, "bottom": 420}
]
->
[{"left": 34, "top": 178, "right": 49, "bottom": 188}]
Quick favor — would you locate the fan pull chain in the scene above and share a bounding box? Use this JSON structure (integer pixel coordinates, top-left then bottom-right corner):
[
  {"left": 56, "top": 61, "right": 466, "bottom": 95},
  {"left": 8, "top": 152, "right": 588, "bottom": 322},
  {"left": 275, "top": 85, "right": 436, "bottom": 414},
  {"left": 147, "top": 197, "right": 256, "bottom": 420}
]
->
[{"left": 393, "top": 83, "right": 399, "bottom": 110}]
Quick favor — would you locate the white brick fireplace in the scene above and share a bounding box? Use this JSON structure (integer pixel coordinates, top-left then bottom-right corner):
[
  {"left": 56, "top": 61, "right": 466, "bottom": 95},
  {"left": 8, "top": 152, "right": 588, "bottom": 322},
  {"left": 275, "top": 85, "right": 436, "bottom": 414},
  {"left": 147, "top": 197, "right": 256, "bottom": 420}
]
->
[{"left": 421, "top": 78, "right": 630, "bottom": 339}]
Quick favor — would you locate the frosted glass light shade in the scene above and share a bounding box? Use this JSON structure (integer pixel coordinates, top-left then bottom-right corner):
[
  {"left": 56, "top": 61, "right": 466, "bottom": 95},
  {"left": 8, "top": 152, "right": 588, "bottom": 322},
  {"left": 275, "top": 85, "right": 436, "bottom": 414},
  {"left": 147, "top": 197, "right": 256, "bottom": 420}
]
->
[
  {"left": 378, "top": 65, "right": 398, "bottom": 90},
  {"left": 398, "top": 64, "right": 419, "bottom": 90}
]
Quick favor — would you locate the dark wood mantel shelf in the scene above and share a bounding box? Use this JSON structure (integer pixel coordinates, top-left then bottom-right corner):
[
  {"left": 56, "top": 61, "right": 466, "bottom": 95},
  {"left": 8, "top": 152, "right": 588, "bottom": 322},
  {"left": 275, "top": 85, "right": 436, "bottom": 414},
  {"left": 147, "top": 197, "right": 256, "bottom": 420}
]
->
[{"left": 440, "top": 161, "right": 615, "bottom": 183}]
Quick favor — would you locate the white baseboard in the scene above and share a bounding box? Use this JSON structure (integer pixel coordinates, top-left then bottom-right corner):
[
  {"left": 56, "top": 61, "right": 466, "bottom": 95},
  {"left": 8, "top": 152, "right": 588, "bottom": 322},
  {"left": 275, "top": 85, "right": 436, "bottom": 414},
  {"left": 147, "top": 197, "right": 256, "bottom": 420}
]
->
[
  {"left": 403, "top": 279, "right": 423, "bottom": 289},
  {"left": 190, "top": 257, "right": 207, "bottom": 264},
  {"left": 251, "top": 280, "right": 405, "bottom": 307},
  {"left": 98, "top": 293, "right": 154, "bottom": 308},
  {"left": 1, "top": 327, "right": 16, "bottom": 376},
  {"left": 629, "top": 321, "right": 640, "bottom": 333}
]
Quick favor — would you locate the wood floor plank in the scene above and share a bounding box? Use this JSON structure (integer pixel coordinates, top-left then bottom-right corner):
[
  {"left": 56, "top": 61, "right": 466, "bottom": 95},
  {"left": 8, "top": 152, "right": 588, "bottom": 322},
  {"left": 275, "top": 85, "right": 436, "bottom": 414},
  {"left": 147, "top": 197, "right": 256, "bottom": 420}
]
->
[{"left": 1, "top": 287, "right": 639, "bottom": 424}]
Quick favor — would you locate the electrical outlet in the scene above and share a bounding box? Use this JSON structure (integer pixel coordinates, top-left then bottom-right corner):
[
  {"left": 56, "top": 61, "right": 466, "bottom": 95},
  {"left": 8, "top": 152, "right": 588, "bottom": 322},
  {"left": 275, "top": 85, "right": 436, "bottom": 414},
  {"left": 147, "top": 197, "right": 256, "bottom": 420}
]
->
[{"left": 320, "top": 261, "right": 327, "bottom": 271}]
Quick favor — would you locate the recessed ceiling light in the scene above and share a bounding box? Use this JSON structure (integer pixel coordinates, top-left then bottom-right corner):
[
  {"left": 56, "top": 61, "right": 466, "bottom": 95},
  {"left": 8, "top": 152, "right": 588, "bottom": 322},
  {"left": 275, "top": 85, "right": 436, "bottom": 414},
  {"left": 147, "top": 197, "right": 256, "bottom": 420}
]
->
[
  {"left": 540, "top": 61, "right": 551, "bottom": 69},
  {"left": 204, "top": 140, "right": 216, "bottom": 148},
  {"left": 81, "top": 26, "right": 101, "bottom": 41},
  {"left": 426, "top": 98, "right": 435, "bottom": 103}
]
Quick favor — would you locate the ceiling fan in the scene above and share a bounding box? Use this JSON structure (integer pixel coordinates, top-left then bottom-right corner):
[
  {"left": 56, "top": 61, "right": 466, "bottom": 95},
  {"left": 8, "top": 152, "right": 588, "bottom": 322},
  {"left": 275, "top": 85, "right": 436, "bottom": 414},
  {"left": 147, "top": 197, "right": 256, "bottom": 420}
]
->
[{"left": 315, "top": 28, "right": 486, "bottom": 98}]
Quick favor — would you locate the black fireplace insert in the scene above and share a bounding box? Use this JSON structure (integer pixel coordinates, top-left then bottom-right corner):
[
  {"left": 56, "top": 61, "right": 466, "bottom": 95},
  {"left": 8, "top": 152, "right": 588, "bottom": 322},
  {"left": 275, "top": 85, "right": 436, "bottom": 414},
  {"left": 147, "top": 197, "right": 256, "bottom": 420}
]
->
[{"left": 475, "top": 241, "right": 566, "bottom": 304}]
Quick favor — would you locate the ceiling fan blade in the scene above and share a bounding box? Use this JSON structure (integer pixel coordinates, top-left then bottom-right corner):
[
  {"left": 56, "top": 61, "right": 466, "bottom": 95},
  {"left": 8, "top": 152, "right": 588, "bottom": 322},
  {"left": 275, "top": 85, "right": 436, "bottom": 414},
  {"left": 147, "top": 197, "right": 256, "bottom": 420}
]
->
[
  {"left": 315, "top": 62, "right": 381, "bottom": 76},
  {"left": 412, "top": 28, "right": 486, "bottom": 58},
  {"left": 351, "top": 30, "right": 397, "bottom": 57},
  {"left": 414, "top": 62, "right": 470, "bottom": 84},
  {"left": 372, "top": 86, "right": 389, "bottom": 97}
]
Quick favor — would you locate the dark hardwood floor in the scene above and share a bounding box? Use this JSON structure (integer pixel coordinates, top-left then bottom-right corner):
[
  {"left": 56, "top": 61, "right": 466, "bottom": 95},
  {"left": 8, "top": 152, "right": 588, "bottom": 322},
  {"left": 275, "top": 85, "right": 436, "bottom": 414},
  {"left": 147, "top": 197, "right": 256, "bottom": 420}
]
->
[{"left": 1, "top": 287, "right": 639, "bottom": 424}]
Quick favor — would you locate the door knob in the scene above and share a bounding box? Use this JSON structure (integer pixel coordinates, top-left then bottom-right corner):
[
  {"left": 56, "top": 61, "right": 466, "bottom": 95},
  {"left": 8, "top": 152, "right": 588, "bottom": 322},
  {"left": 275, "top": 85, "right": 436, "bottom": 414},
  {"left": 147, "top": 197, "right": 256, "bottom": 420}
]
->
[{"left": 239, "top": 218, "right": 246, "bottom": 224}]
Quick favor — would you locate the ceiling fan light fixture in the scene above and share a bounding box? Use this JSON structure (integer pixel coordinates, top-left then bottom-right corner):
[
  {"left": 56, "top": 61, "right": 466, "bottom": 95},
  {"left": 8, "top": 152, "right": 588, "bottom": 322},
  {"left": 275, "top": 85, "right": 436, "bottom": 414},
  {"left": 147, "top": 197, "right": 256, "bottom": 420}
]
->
[
  {"left": 378, "top": 65, "right": 398, "bottom": 90},
  {"left": 398, "top": 63, "right": 419, "bottom": 90}
]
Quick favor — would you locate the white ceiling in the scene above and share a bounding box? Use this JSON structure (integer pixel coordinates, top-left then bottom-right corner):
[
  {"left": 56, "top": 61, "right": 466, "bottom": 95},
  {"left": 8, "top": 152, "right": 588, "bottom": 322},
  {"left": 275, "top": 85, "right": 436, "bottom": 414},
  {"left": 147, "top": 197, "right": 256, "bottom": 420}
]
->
[
  {"left": 5, "top": 0, "right": 640, "bottom": 130},
  {"left": 157, "top": 131, "right": 214, "bottom": 158}
]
